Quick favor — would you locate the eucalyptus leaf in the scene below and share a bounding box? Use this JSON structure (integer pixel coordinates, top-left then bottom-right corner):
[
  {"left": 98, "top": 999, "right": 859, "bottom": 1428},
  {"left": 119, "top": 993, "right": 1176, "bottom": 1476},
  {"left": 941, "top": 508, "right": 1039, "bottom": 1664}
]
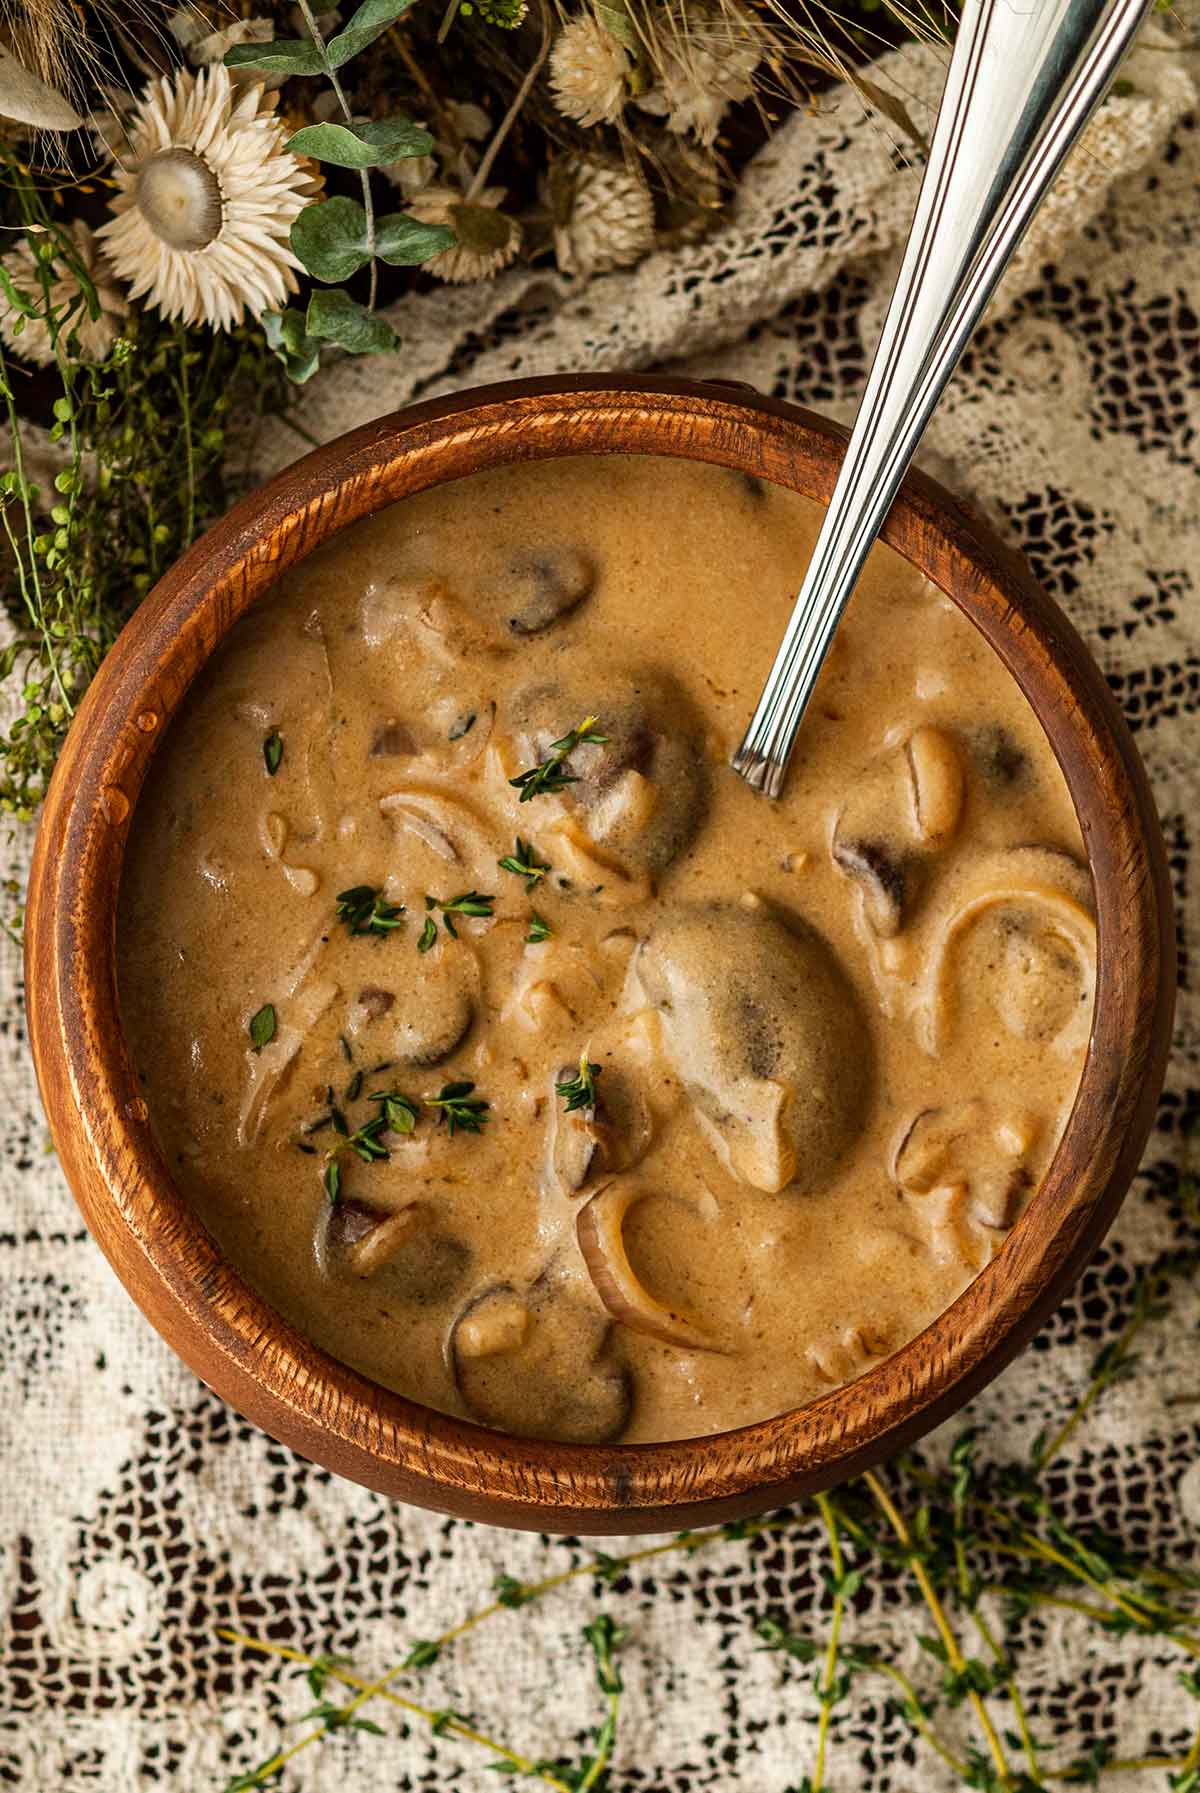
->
[
  {"left": 375, "top": 212, "right": 456, "bottom": 266},
  {"left": 326, "top": 0, "right": 420, "bottom": 67},
  {"left": 285, "top": 118, "right": 434, "bottom": 169},
  {"left": 306, "top": 289, "right": 399, "bottom": 355},
  {"left": 262, "top": 309, "right": 321, "bottom": 383},
  {"left": 224, "top": 36, "right": 326, "bottom": 75},
  {"left": 291, "top": 198, "right": 372, "bottom": 282}
]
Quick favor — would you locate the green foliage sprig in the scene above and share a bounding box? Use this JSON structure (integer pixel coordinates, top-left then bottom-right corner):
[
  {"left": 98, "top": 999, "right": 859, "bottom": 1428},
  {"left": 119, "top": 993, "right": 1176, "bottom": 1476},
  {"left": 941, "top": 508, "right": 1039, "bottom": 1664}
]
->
[
  {"left": 225, "top": 0, "right": 454, "bottom": 380},
  {"left": 0, "top": 158, "right": 289, "bottom": 851},
  {"left": 218, "top": 1132, "right": 1200, "bottom": 1792}
]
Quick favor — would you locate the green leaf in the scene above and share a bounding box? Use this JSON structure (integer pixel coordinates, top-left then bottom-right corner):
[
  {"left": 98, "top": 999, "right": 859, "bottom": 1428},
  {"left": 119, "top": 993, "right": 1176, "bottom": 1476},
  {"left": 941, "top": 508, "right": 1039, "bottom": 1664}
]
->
[
  {"left": 261, "top": 309, "right": 321, "bottom": 383},
  {"left": 375, "top": 211, "right": 456, "bottom": 266},
  {"left": 291, "top": 198, "right": 373, "bottom": 282},
  {"left": 593, "top": 0, "right": 636, "bottom": 49},
  {"left": 326, "top": 0, "right": 420, "bottom": 66},
  {"left": 306, "top": 289, "right": 399, "bottom": 356},
  {"left": 262, "top": 729, "right": 283, "bottom": 775},
  {"left": 248, "top": 1004, "right": 276, "bottom": 1049},
  {"left": 285, "top": 117, "right": 433, "bottom": 169},
  {"left": 224, "top": 37, "right": 325, "bottom": 75}
]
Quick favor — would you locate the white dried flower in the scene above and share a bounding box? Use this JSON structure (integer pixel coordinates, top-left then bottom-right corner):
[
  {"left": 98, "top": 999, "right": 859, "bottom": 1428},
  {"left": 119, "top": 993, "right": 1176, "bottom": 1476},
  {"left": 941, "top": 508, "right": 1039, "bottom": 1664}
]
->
[
  {"left": 98, "top": 65, "right": 320, "bottom": 331},
  {"left": 550, "top": 16, "right": 631, "bottom": 129},
  {"left": 637, "top": 0, "right": 764, "bottom": 144},
  {"left": 405, "top": 184, "right": 521, "bottom": 284},
  {"left": 551, "top": 156, "right": 655, "bottom": 278},
  {"left": 192, "top": 18, "right": 283, "bottom": 90},
  {"left": 0, "top": 220, "right": 126, "bottom": 366}
]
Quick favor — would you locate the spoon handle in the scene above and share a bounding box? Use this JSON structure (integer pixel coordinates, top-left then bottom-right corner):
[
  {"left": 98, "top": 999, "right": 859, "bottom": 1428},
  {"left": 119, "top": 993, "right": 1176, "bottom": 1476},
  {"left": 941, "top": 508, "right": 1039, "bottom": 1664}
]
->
[{"left": 732, "top": 0, "right": 1153, "bottom": 797}]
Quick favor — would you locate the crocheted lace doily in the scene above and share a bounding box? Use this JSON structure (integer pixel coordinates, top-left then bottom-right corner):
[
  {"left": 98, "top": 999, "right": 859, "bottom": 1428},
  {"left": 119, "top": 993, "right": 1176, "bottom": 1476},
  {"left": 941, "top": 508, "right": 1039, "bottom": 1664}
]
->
[{"left": 1, "top": 24, "right": 1197, "bottom": 1789}]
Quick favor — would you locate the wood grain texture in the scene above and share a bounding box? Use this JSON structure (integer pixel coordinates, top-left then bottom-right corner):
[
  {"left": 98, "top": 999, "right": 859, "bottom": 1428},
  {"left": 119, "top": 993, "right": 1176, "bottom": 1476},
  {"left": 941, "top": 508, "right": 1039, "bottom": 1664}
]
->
[{"left": 24, "top": 376, "right": 1176, "bottom": 1534}]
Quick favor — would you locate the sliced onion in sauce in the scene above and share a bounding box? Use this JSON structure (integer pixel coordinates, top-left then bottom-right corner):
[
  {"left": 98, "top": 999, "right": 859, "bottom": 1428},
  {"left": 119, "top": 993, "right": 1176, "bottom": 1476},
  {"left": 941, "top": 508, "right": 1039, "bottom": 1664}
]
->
[{"left": 576, "top": 1183, "right": 720, "bottom": 1351}]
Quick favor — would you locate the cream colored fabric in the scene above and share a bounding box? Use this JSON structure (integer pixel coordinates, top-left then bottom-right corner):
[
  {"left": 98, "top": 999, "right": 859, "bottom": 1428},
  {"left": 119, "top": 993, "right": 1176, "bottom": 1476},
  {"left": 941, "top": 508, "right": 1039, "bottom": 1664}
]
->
[{"left": 1, "top": 20, "right": 1197, "bottom": 1787}]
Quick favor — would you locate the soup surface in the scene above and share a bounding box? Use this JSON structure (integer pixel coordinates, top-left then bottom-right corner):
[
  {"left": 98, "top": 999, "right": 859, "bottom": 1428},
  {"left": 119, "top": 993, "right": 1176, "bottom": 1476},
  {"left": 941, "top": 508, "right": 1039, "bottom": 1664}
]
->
[{"left": 118, "top": 455, "right": 1096, "bottom": 1444}]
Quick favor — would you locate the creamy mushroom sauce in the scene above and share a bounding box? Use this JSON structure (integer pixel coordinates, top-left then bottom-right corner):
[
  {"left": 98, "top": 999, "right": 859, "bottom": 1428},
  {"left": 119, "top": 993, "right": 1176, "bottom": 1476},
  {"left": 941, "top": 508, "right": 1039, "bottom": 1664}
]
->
[{"left": 117, "top": 455, "right": 1096, "bottom": 1444}]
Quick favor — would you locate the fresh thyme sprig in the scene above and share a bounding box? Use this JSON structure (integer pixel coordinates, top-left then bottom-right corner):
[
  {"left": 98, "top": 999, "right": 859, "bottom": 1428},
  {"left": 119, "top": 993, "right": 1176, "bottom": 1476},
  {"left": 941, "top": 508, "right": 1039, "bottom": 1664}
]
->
[
  {"left": 499, "top": 837, "right": 551, "bottom": 886},
  {"left": 369, "top": 1087, "right": 420, "bottom": 1136},
  {"left": 509, "top": 716, "right": 608, "bottom": 802},
  {"left": 425, "top": 1079, "right": 490, "bottom": 1135},
  {"left": 418, "top": 890, "right": 495, "bottom": 951},
  {"left": 527, "top": 912, "right": 553, "bottom": 944},
  {"left": 219, "top": 1128, "right": 1200, "bottom": 1793},
  {"left": 556, "top": 1051, "right": 602, "bottom": 1113},
  {"left": 335, "top": 884, "right": 405, "bottom": 937}
]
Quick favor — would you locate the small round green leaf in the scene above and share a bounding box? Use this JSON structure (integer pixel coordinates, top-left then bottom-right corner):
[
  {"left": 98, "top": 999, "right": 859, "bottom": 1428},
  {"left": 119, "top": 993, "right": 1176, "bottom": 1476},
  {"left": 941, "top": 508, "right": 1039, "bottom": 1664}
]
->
[
  {"left": 306, "top": 289, "right": 399, "bottom": 355},
  {"left": 375, "top": 212, "right": 457, "bottom": 267},
  {"left": 291, "top": 198, "right": 372, "bottom": 283}
]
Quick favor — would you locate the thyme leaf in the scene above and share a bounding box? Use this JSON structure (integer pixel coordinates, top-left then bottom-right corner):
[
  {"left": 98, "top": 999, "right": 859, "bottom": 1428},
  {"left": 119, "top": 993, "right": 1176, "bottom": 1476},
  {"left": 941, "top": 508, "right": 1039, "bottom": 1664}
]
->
[
  {"left": 498, "top": 837, "right": 550, "bottom": 887},
  {"left": 335, "top": 884, "right": 405, "bottom": 937},
  {"left": 368, "top": 1086, "right": 419, "bottom": 1136},
  {"left": 262, "top": 730, "right": 283, "bottom": 775},
  {"left": 509, "top": 715, "right": 608, "bottom": 802},
  {"left": 526, "top": 912, "right": 552, "bottom": 945},
  {"left": 556, "top": 1051, "right": 601, "bottom": 1113},
  {"left": 425, "top": 1079, "right": 490, "bottom": 1136},
  {"left": 248, "top": 1003, "right": 276, "bottom": 1050},
  {"left": 417, "top": 914, "right": 438, "bottom": 954}
]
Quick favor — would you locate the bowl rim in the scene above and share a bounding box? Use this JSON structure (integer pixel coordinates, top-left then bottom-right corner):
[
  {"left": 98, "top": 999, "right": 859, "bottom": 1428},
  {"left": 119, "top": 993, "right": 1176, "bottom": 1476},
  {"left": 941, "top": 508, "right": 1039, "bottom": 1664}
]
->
[{"left": 25, "top": 373, "right": 1175, "bottom": 1533}]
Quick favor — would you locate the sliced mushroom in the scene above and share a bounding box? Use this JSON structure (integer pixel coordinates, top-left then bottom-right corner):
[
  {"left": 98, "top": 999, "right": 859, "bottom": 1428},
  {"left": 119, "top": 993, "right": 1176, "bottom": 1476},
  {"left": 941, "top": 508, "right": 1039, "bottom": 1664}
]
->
[
  {"left": 832, "top": 725, "right": 966, "bottom": 936},
  {"left": 321, "top": 1198, "right": 472, "bottom": 1290},
  {"left": 577, "top": 1183, "right": 718, "bottom": 1350},
  {"left": 394, "top": 978, "right": 475, "bottom": 1066},
  {"left": 505, "top": 669, "right": 708, "bottom": 881},
  {"left": 450, "top": 1279, "right": 632, "bottom": 1443},
  {"left": 484, "top": 547, "right": 597, "bottom": 636},
  {"left": 370, "top": 719, "right": 418, "bottom": 758},
  {"left": 379, "top": 787, "right": 493, "bottom": 874},
  {"left": 913, "top": 845, "right": 1096, "bottom": 1054},
  {"left": 355, "top": 985, "right": 395, "bottom": 1021},
  {"left": 636, "top": 902, "right": 873, "bottom": 1193},
  {"left": 543, "top": 1064, "right": 652, "bottom": 1197},
  {"left": 238, "top": 977, "right": 339, "bottom": 1146},
  {"left": 894, "top": 1098, "right": 1040, "bottom": 1231}
]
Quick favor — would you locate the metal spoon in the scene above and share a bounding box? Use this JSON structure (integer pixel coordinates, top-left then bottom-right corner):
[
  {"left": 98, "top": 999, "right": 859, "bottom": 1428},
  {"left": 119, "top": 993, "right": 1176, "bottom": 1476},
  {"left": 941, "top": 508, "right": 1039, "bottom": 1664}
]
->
[{"left": 732, "top": 0, "right": 1153, "bottom": 798}]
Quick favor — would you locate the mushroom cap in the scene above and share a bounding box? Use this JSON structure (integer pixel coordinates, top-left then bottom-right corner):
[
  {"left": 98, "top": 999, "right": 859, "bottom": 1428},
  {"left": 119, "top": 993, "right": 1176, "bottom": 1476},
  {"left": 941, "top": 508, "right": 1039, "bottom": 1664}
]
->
[
  {"left": 637, "top": 902, "right": 874, "bottom": 1193},
  {"left": 506, "top": 668, "right": 708, "bottom": 880},
  {"left": 449, "top": 1278, "right": 632, "bottom": 1442}
]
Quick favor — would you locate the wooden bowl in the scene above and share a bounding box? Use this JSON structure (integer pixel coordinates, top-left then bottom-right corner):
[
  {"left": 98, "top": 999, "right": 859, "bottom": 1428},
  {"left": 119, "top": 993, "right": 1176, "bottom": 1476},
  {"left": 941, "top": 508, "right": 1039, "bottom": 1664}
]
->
[{"left": 25, "top": 375, "right": 1175, "bottom": 1535}]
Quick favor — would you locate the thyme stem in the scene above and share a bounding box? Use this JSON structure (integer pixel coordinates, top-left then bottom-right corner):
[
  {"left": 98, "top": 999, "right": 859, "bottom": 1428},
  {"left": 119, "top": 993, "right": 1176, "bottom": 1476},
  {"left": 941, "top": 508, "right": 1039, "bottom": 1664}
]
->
[
  {"left": 863, "top": 1469, "right": 1012, "bottom": 1787},
  {"left": 812, "top": 1492, "right": 846, "bottom": 1792}
]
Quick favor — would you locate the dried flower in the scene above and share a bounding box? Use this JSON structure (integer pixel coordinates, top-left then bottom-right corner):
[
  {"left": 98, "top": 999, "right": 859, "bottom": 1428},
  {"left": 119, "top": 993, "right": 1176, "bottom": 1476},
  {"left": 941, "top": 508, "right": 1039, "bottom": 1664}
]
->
[
  {"left": 550, "top": 16, "right": 631, "bottom": 129},
  {"left": 192, "top": 17, "right": 283, "bottom": 90},
  {"left": 405, "top": 184, "right": 521, "bottom": 283},
  {"left": 98, "top": 65, "right": 320, "bottom": 331},
  {"left": 0, "top": 220, "right": 126, "bottom": 366},
  {"left": 637, "top": 0, "right": 764, "bottom": 144},
  {"left": 550, "top": 156, "right": 655, "bottom": 277}
]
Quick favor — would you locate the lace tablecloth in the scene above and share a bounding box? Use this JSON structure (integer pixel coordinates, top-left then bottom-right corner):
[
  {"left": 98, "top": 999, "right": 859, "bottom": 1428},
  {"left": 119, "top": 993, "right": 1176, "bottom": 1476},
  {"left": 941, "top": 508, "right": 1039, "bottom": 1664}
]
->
[{"left": 2, "top": 22, "right": 1198, "bottom": 1790}]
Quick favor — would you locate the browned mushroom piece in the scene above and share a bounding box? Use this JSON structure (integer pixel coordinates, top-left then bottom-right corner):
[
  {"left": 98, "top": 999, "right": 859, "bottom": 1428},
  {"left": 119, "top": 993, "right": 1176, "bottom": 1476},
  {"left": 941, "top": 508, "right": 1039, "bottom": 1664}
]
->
[
  {"left": 394, "top": 977, "right": 475, "bottom": 1066},
  {"left": 369, "top": 719, "right": 418, "bottom": 758},
  {"left": 506, "top": 669, "right": 708, "bottom": 880},
  {"left": 450, "top": 1278, "right": 632, "bottom": 1442},
  {"left": 893, "top": 1098, "right": 1040, "bottom": 1230},
  {"left": 485, "top": 547, "right": 598, "bottom": 636},
  {"left": 832, "top": 725, "right": 966, "bottom": 936},
  {"left": 321, "top": 1198, "right": 472, "bottom": 1293},
  {"left": 636, "top": 902, "right": 873, "bottom": 1193},
  {"left": 576, "top": 1183, "right": 719, "bottom": 1350},
  {"left": 543, "top": 1064, "right": 652, "bottom": 1197}
]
